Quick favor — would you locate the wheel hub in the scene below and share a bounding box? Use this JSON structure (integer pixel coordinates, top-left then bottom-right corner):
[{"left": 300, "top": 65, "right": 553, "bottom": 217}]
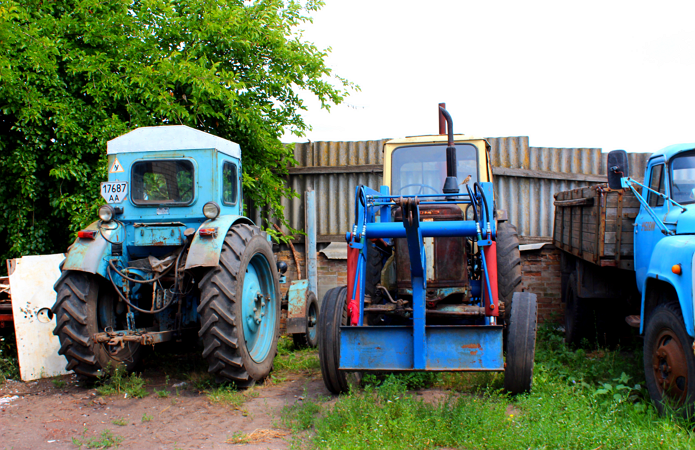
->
[{"left": 652, "top": 329, "right": 688, "bottom": 402}]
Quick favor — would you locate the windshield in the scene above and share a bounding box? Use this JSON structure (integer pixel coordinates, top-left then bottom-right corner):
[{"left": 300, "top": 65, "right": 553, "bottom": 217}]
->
[
  {"left": 391, "top": 144, "right": 478, "bottom": 195},
  {"left": 131, "top": 160, "right": 194, "bottom": 205},
  {"left": 670, "top": 151, "right": 695, "bottom": 204}
]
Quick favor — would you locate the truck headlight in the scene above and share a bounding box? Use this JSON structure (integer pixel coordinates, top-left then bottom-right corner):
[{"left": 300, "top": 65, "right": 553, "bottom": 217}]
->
[
  {"left": 98, "top": 205, "right": 115, "bottom": 222},
  {"left": 203, "top": 201, "right": 220, "bottom": 219}
]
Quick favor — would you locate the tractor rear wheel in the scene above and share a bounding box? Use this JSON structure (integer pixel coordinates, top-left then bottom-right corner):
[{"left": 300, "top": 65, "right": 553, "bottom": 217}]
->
[
  {"left": 292, "top": 290, "right": 319, "bottom": 348},
  {"left": 198, "top": 223, "right": 280, "bottom": 387},
  {"left": 52, "top": 271, "right": 142, "bottom": 379},
  {"left": 318, "top": 286, "right": 362, "bottom": 394},
  {"left": 504, "top": 291, "right": 537, "bottom": 395},
  {"left": 496, "top": 221, "right": 522, "bottom": 323}
]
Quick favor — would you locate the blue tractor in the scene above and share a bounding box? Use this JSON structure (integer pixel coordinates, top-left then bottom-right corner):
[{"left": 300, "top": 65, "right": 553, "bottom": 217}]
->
[
  {"left": 51, "top": 126, "right": 290, "bottom": 386},
  {"left": 318, "top": 106, "right": 539, "bottom": 394}
]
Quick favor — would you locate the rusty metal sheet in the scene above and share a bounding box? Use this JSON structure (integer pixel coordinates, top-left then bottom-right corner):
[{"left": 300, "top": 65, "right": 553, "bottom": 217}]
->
[
  {"left": 9, "top": 254, "right": 69, "bottom": 381},
  {"left": 184, "top": 215, "right": 250, "bottom": 269},
  {"left": 286, "top": 280, "right": 308, "bottom": 334}
]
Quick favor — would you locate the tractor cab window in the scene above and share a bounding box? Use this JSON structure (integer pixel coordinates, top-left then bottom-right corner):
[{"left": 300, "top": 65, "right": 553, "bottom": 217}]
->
[
  {"left": 647, "top": 163, "right": 665, "bottom": 207},
  {"left": 131, "top": 160, "right": 194, "bottom": 205},
  {"left": 391, "top": 144, "right": 478, "bottom": 195},
  {"left": 670, "top": 152, "right": 695, "bottom": 204},
  {"left": 223, "top": 162, "right": 238, "bottom": 205}
]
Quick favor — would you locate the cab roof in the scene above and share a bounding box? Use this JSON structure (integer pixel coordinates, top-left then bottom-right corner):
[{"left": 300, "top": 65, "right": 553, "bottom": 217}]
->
[
  {"left": 650, "top": 143, "right": 695, "bottom": 162},
  {"left": 385, "top": 134, "right": 485, "bottom": 146},
  {"left": 107, "top": 125, "right": 241, "bottom": 159}
]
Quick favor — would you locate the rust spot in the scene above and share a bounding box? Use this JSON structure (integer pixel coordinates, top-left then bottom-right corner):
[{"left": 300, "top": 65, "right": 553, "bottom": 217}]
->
[
  {"left": 470, "top": 351, "right": 478, "bottom": 355},
  {"left": 375, "top": 347, "right": 381, "bottom": 350},
  {"left": 461, "top": 343, "right": 482, "bottom": 350}
]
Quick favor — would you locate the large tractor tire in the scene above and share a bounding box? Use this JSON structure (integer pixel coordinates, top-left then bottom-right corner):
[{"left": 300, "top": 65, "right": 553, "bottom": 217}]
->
[
  {"left": 292, "top": 290, "right": 319, "bottom": 348},
  {"left": 644, "top": 303, "right": 695, "bottom": 415},
  {"left": 52, "top": 271, "right": 142, "bottom": 379},
  {"left": 318, "top": 286, "right": 362, "bottom": 394},
  {"left": 504, "top": 291, "right": 537, "bottom": 395},
  {"left": 198, "top": 223, "right": 280, "bottom": 387},
  {"left": 496, "top": 222, "right": 522, "bottom": 322},
  {"left": 564, "top": 273, "right": 597, "bottom": 346},
  {"left": 364, "top": 241, "right": 383, "bottom": 299}
]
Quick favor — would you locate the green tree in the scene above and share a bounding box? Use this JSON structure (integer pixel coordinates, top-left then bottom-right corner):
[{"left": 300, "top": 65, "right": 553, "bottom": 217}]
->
[{"left": 0, "top": 0, "right": 350, "bottom": 260}]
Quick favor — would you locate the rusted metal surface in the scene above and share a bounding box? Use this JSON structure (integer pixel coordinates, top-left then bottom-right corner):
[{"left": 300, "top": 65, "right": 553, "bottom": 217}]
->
[
  {"left": 9, "top": 254, "right": 69, "bottom": 381},
  {"left": 93, "top": 330, "right": 174, "bottom": 346},
  {"left": 184, "top": 215, "right": 250, "bottom": 269},
  {"left": 286, "top": 280, "right": 309, "bottom": 334},
  {"left": 652, "top": 328, "right": 688, "bottom": 403},
  {"left": 273, "top": 223, "right": 302, "bottom": 279}
]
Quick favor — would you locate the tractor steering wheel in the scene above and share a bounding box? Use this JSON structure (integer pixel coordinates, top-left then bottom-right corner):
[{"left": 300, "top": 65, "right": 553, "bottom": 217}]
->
[{"left": 398, "top": 183, "right": 440, "bottom": 195}]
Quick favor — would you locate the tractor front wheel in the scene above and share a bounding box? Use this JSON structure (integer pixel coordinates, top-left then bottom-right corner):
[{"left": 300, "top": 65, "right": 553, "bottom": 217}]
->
[
  {"left": 318, "top": 286, "right": 362, "bottom": 394},
  {"left": 52, "top": 271, "right": 142, "bottom": 379},
  {"left": 198, "top": 223, "right": 280, "bottom": 387},
  {"left": 293, "top": 291, "right": 319, "bottom": 348},
  {"left": 504, "top": 291, "right": 537, "bottom": 395}
]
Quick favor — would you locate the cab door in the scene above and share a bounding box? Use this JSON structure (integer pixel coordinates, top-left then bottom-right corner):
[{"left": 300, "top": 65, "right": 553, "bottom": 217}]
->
[{"left": 634, "top": 157, "right": 669, "bottom": 291}]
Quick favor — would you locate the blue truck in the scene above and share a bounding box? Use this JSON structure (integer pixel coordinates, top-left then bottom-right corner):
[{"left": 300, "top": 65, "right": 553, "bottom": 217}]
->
[
  {"left": 51, "top": 126, "right": 316, "bottom": 386},
  {"left": 554, "top": 147, "right": 695, "bottom": 412}
]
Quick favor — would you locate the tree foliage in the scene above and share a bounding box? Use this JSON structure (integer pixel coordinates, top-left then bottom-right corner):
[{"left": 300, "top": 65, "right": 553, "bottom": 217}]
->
[{"left": 0, "top": 0, "right": 350, "bottom": 259}]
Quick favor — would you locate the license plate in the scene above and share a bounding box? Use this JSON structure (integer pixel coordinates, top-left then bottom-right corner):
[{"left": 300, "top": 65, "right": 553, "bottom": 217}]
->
[{"left": 100, "top": 181, "right": 128, "bottom": 203}]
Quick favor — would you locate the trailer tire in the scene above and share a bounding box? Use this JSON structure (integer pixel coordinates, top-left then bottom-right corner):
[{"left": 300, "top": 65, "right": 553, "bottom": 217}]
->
[
  {"left": 496, "top": 222, "right": 522, "bottom": 322},
  {"left": 564, "top": 273, "right": 596, "bottom": 346},
  {"left": 318, "top": 286, "right": 362, "bottom": 394},
  {"left": 52, "top": 271, "right": 142, "bottom": 379},
  {"left": 644, "top": 303, "right": 695, "bottom": 415},
  {"left": 504, "top": 291, "right": 537, "bottom": 395},
  {"left": 198, "top": 224, "right": 280, "bottom": 387},
  {"left": 292, "top": 291, "right": 319, "bottom": 348}
]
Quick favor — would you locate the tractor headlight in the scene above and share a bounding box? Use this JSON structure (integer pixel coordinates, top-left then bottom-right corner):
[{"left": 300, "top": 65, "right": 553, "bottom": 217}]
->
[
  {"left": 98, "top": 205, "right": 115, "bottom": 222},
  {"left": 203, "top": 201, "right": 220, "bottom": 220}
]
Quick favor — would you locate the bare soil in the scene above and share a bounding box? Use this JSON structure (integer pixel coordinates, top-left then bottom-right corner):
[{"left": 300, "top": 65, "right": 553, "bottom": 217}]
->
[{"left": 0, "top": 370, "right": 329, "bottom": 450}]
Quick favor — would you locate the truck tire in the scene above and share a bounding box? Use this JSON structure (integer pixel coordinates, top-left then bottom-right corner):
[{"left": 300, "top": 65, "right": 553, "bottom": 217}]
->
[
  {"left": 504, "top": 291, "right": 538, "bottom": 395},
  {"left": 564, "top": 273, "right": 596, "bottom": 346},
  {"left": 292, "top": 291, "right": 319, "bottom": 348},
  {"left": 198, "top": 223, "right": 280, "bottom": 387},
  {"left": 318, "top": 286, "right": 362, "bottom": 394},
  {"left": 52, "top": 271, "right": 142, "bottom": 379},
  {"left": 644, "top": 303, "right": 695, "bottom": 415},
  {"left": 496, "top": 222, "right": 522, "bottom": 322}
]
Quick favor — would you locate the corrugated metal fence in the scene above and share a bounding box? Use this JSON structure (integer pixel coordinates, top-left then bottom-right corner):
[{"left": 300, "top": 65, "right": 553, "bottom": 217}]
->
[{"left": 251, "top": 137, "right": 652, "bottom": 241}]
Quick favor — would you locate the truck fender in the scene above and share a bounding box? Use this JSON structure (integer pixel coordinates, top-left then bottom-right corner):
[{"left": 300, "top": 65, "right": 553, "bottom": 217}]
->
[
  {"left": 61, "top": 221, "right": 117, "bottom": 278},
  {"left": 640, "top": 235, "right": 695, "bottom": 336},
  {"left": 184, "top": 215, "right": 255, "bottom": 269}
]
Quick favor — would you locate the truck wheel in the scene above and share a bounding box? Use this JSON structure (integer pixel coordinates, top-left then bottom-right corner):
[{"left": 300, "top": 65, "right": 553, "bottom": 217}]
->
[
  {"left": 496, "top": 222, "right": 522, "bottom": 322},
  {"left": 198, "top": 223, "right": 280, "bottom": 387},
  {"left": 504, "top": 291, "right": 537, "bottom": 395},
  {"left": 318, "top": 286, "right": 362, "bottom": 394},
  {"left": 52, "top": 271, "right": 142, "bottom": 379},
  {"left": 292, "top": 291, "right": 319, "bottom": 348},
  {"left": 564, "top": 273, "right": 596, "bottom": 346},
  {"left": 644, "top": 303, "right": 695, "bottom": 415}
]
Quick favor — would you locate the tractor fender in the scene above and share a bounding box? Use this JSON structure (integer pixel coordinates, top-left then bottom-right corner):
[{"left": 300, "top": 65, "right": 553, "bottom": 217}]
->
[
  {"left": 184, "top": 215, "right": 255, "bottom": 269},
  {"left": 61, "top": 220, "right": 116, "bottom": 278},
  {"left": 640, "top": 235, "right": 695, "bottom": 336}
]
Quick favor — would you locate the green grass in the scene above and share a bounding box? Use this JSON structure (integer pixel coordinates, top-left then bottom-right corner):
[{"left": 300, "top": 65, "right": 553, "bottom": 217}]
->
[
  {"left": 96, "top": 365, "right": 148, "bottom": 398},
  {"left": 283, "top": 326, "right": 695, "bottom": 449},
  {"left": 0, "top": 332, "right": 19, "bottom": 383},
  {"left": 72, "top": 429, "right": 123, "bottom": 448},
  {"left": 52, "top": 378, "right": 67, "bottom": 389},
  {"left": 141, "top": 413, "right": 153, "bottom": 423},
  {"left": 111, "top": 418, "right": 127, "bottom": 426},
  {"left": 273, "top": 336, "right": 320, "bottom": 378},
  {"left": 207, "top": 384, "right": 259, "bottom": 409}
]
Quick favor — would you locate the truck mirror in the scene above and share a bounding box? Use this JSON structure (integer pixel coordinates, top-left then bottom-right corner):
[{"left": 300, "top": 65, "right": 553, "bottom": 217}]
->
[{"left": 607, "top": 150, "right": 629, "bottom": 190}]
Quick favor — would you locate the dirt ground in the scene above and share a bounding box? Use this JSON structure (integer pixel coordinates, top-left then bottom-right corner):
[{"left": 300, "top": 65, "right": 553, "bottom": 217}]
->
[{"left": 0, "top": 369, "right": 329, "bottom": 450}]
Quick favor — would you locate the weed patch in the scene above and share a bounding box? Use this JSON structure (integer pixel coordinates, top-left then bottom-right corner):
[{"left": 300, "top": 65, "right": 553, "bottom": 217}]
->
[
  {"left": 0, "top": 333, "right": 19, "bottom": 383},
  {"left": 141, "top": 413, "right": 153, "bottom": 423},
  {"left": 96, "top": 365, "right": 148, "bottom": 398},
  {"left": 273, "top": 336, "right": 320, "bottom": 377},
  {"left": 52, "top": 378, "right": 67, "bottom": 389},
  {"left": 111, "top": 418, "right": 128, "bottom": 426},
  {"left": 72, "top": 429, "right": 123, "bottom": 448},
  {"left": 207, "top": 384, "right": 259, "bottom": 410}
]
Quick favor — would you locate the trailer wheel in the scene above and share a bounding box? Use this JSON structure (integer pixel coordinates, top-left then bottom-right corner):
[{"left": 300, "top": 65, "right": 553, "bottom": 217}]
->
[
  {"left": 52, "top": 271, "right": 142, "bottom": 379},
  {"left": 318, "top": 286, "right": 362, "bottom": 394},
  {"left": 644, "top": 303, "right": 695, "bottom": 415},
  {"left": 292, "top": 291, "right": 319, "bottom": 348},
  {"left": 504, "top": 291, "right": 537, "bottom": 395},
  {"left": 198, "top": 223, "right": 280, "bottom": 387},
  {"left": 496, "top": 222, "right": 522, "bottom": 322},
  {"left": 564, "top": 273, "right": 596, "bottom": 346}
]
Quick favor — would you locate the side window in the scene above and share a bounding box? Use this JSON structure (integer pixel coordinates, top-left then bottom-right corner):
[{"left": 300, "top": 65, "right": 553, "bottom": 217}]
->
[
  {"left": 647, "top": 164, "right": 665, "bottom": 207},
  {"left": 223, "top": 162, "right": 238, "bottom": 205}
]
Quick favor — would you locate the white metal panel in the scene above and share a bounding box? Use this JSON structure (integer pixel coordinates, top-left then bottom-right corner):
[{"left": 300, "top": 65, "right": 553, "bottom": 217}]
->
[
  {"left": 107, "top": 125, "right": 241, "bottom": 158},
  {"left": 10, "top": 254, "right": 68, "bottom": 381}
]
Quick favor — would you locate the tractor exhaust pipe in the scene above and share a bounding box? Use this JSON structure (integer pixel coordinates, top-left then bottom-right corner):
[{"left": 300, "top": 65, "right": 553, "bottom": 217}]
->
[{"left": 438, "top": 104, "right": 459, "bottom": 194}]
